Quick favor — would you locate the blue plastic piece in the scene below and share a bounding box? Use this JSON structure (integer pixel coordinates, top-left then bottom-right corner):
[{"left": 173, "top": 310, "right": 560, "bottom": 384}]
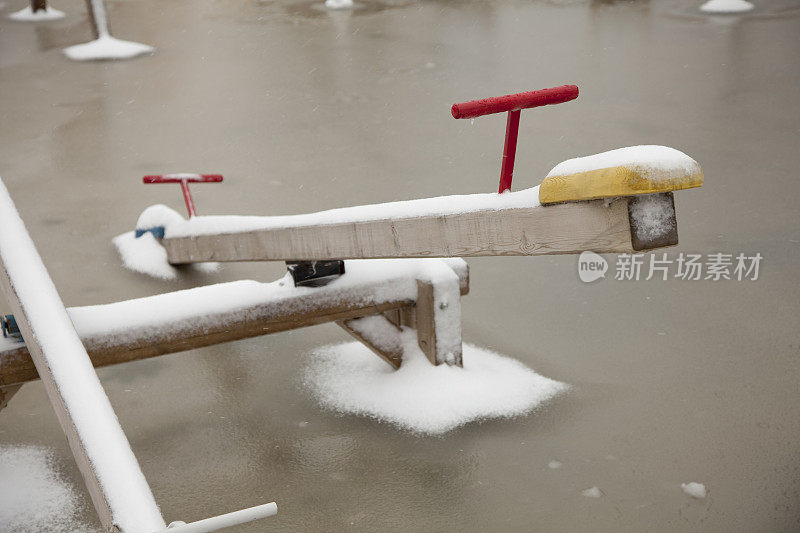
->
[
  {"left": 2, "top": 314, "right": 22, "bottom": 340},
  {"left": 135, "top": 226, "right": 165, "bottom": 239}
]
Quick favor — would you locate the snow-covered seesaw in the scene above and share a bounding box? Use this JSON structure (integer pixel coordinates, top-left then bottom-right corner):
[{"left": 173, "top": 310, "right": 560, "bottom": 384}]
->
[{"left": 0, "top": 86, "right": 703, "bottom": 532}]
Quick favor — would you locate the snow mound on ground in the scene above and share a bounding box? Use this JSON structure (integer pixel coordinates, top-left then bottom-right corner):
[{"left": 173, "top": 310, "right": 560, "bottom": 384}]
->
[
  {"left": 681, "top": 482, "right": 708, "bottom": 498},
  {"left": 8, "top": 5, "right": 65, "bottom": 20},
  {"left": 325, "top": 0, "right": 354, "bottom": 8},
  {"left": 113, "top": 231, "right": 219, "bottom": 280},
  {"left": 546, "top": 145, "right": 700, "bottom": 182},
  {"left": 581, "top": 486, "right": 603, "bottom": 498},
  {"left": 63, "top": 34, "right": 154, "bottom": 61},
  {"left": 0, "top": 446, "right": 96, "bottom": 532},
  {"left": 701, "top": 0, "right": 753, "bottom": 13},
  {"left": 304, "top": 333, "right": 567, "bottom": 435}
]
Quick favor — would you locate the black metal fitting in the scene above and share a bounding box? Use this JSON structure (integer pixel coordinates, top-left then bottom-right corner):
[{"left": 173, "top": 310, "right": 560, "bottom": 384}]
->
[{"left": 286, "top": 260, "right": 345, "bottom": 287}]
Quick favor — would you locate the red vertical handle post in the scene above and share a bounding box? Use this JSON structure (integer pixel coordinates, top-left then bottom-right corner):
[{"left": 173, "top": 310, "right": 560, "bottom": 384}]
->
[
  {"left": 499, "top": 110, "right": 521, "bottom": 194},
  {"left": 142, "top": 174, "right": 223, "bottom": 218},
  {"left": 178, "top": 179, "right": 197, "bottom": 217},
  {"left": 451, "top": 85, "right": 579, "bottom": 193}
]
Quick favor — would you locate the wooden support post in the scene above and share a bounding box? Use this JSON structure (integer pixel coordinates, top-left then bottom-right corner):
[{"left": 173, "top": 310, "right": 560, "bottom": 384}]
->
[
  {"left": 415, "top": 280, "right": 437, "bottom": 365},
  {"left": 415, "top": 280, "right": 463, "bottom": 367},
  {"left": 338, "top": 259, "right": 465, "bottom": 369},
  {"left": 338, "top": 272, "right": 464, "bottom": 369},
  {"left": 31, "top": 0, "right": 47, "bottom": 13}
]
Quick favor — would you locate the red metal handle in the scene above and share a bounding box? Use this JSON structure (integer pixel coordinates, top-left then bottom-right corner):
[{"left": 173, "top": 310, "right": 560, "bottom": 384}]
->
[
  {"left": 143, "top": 174, "right": 223, "bottom": 184},
  {"left": 451, "top": 85, "right": 579, "bottom": 120},
  {"left": 142, "top": 174, "right": 223, "bottom": 217}
]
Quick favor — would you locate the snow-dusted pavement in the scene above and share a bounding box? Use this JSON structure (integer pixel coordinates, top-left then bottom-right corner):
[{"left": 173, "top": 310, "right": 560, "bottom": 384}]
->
[{"left": 1, "top": 0, "right": 799, "bottom": 531}]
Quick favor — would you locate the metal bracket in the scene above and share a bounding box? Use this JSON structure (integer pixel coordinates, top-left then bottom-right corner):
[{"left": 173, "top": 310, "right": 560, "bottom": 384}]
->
[{"left": 286, "top": 260, "right": 345, "bottom": 287}]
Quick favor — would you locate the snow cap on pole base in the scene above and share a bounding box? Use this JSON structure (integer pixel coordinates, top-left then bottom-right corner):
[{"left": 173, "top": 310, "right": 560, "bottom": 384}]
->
[
  {"left": 63, "top": 34, "right": 154, "bottom": 61},
  {"left": 8, "top": 6, "right": 65, "bottom": 20}
]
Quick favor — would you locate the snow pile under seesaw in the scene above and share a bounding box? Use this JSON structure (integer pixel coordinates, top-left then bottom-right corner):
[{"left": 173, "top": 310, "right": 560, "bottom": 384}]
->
[
  {"left": 63, "top": 34, "right": 154, "bottom": 61},
  {"left": 681, "top": 482, "right": 708, "bottom": 499},
  {"left": 304, "top": 331, "right": 567, "bottom": 435},
  {"left": 325, "top": 0, "right": 354, "bottom": 8},
  {"left": 8, "top": 5, "right": 65, "bottom": 20},
  {"left": 0, "top": 446, "right": 95, "bottom": 533},
  {"left": 700, "top": 0, "right": 754, "bottom": 13}
]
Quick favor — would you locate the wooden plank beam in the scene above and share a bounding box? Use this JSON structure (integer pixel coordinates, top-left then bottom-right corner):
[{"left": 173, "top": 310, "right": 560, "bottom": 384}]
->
[
  {"left": 0, "top": 180, "right": 165, "bottom": 532},
  {"left": 0, "top": 299, "right": 412, "bottom": 387},
  {"left": 161, "top": 198, "right": 636, "bottom": 263},
  {"left": 1, "top": 265, "right": 469, "bottom": 388}
]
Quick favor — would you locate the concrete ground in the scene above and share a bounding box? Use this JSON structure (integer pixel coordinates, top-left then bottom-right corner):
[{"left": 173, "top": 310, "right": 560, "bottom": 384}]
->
[{"left": 1, "top": 0, "right": 799, "bottom": 530}]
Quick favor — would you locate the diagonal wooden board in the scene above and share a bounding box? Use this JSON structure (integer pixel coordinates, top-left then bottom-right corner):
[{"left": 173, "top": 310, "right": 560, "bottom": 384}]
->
[{"left": 0, "top": 179, "right": 166, "bottom": 533}]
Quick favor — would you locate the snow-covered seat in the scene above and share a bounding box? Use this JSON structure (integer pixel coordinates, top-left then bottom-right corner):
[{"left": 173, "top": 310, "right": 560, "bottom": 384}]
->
[{"left": 539, "top": 145, "right": 703, "bottom": 205}]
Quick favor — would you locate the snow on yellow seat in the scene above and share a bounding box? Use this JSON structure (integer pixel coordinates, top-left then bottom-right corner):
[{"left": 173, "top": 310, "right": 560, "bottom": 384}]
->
[{"left": 538, "top": 145, "right": 703, "bottom": 205}]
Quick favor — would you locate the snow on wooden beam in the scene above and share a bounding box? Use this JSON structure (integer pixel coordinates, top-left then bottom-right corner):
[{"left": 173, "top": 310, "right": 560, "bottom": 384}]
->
[
  {"left": 0, "top": 259, "right": 469, "bottom": 388},
  {"left": 0, "top": 179, "right": 166, "bottom": 533},
  {"left": 147, "top": 147, "right": 704, "bottom": 263}
]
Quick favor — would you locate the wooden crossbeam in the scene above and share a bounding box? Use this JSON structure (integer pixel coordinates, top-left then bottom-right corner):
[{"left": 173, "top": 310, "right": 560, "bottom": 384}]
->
[
  {"left": 0, "top": 298, "right": 410, "bottom": 388},
  {"left": 160, "top": 197, "right": 640, "bottom": 264},
  {"left": 0, "top": 263, "right": 469, "bottom": 388}
]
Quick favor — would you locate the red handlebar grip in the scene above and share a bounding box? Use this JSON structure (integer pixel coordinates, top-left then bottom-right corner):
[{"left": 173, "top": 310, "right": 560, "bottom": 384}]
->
[
  {"left": 451, "top": 85, "right": 579, "bottom": 119},
  {"left": 143, "top": 174, "right": 223, "bottom": 184}
]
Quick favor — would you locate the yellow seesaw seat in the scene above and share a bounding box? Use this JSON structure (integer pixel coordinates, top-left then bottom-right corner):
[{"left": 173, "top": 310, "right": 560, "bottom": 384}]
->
[{"left": 539, "top": 145, "right": 703, "bottom": 205}]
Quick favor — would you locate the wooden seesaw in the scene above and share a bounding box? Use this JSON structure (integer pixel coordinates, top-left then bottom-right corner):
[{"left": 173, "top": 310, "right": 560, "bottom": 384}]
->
[{"left": 0, "top": 86, "right": 703, "bottom": 532}]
